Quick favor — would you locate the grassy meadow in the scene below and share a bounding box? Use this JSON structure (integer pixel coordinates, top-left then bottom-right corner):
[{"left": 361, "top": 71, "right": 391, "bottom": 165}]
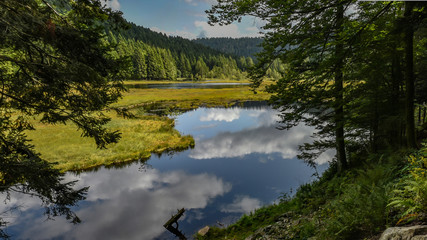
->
[
  {"left": 27, "top": 80, "right": 270, "bottom": 172},
  {"left": 115, "top": 81, "right": 270, "bottom": 109}
]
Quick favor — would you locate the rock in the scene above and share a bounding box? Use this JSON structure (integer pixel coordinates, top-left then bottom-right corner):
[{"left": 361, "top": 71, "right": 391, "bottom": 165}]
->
[
  {"left": 197, "top": 226, "right": 210, "bottom": 236},
  {"left": 244, "top": 213, "right": 302, "bottom": 240},
  {"left": 379, "top": 225, "right": 427, "bottom": 240}
]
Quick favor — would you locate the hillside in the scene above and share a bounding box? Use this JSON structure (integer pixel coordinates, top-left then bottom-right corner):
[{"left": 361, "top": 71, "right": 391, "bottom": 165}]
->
[
  {"left": 193, "top": 37, "right": 263, "bottom": 58},
  {"left": 104, "top": 22, "right": 251, "bottom": 80},
  {"left": 115, "top": 22, "right": 226, "bottom": 59}
]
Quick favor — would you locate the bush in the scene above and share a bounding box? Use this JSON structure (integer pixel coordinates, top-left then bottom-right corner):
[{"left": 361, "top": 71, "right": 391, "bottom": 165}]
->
[
  {"left": 388, "top": 146, "right": 427, "bottom": 224},
  {"left": 316, "top": 163, "right": 396, "bottom": 239}
]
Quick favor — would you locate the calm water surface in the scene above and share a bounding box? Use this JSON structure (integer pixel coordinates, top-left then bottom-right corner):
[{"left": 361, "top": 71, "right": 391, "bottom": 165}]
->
[{"left": 1, "top": 103, "right": 330, "bottom": 240}]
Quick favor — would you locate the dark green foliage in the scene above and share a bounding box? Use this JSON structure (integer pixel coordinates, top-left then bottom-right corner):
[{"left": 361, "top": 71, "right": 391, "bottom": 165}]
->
[
  {"left": 207, "top": 0, "right": 359, "bottom": 170},
  {"left": 1, "top": 0, "right": 129, "bottom": 148},
  {"left": 207, "top": 0, "right": 427, "bottom": 169},
  {"left": 116, "top": 22, "right": 224, "bottom": 59},
  {"left": 198, "top": 152, "right": 408, "bottom": 240},
  {"left": 198, "top": 1, "right": 427, "bottom": 239},
  {"left": 316, "top": 165, "right": 395, "bottom": 239},
  {"left": 104, "top": 22, "right": 267, "bottom": 80},
  {"left": 0, "top": 0, "right": 129, "bottom": 236},
  {"left": 193, "top": 37, "right": 263, "bottom": 58},
  {"left": 388, "top": 147, "right": 427, "bottom": 224}
]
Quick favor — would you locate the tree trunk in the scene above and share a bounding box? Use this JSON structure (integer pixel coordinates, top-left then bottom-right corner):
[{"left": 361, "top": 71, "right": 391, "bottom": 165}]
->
[
  {"left": 404, "top": 1, "right": 418, "bottom": 149},
  {"left": 334, "top": 3, "right": 347, "bottom": 172},
  {"left": 423, "top": 105, "right": 426, "bottom": 123},
  {"left": 391, "top": 47, "right": 404, "bottom": 147}
]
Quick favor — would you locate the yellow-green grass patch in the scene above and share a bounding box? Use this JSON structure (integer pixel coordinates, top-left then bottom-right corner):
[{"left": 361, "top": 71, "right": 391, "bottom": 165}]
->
[
  {"left": 123, "top": 78, "right": 253, "bottom": 85},
  {"left": 26, "top": 114, "right": 194, "bottom": 172},
  {"left": 114, "top": 85, "right": 270, "bottom": 109}
]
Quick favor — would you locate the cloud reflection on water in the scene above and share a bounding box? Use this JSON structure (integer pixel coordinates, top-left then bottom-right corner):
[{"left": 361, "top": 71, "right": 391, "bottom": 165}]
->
[
  {"left": 189, "top": 107, "right": 330, "bottom": 164},
  {"left": 4, "top": 168, "right": 231, "bottom": 240},
  {"left": 2, "top": 103, "right": 330, "bottom": 239},
  {"left": 200, "top": 108, "right": 241, "bottom": 122},
  {"left": 190, "top": 125, "right": 312, "bottom": 160}
]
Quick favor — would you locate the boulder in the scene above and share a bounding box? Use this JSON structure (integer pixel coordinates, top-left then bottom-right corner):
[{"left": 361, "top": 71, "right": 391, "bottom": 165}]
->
[
  {"left": 198, "top": 226, "right": 210, "bottom": 236},
  {"left": 379, "top": 225, "right": 427, "bottom": 240}
]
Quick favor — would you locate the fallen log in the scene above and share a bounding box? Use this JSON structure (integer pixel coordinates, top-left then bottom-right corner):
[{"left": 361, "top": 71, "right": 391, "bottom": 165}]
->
[{"left": 163, "top": 208, "right": 186, "bottom": 240}]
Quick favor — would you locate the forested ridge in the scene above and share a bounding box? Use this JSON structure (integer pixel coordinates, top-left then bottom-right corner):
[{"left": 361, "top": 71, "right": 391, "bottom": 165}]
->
[
  {"left": 193, "top": 37, "right": 263, "bottom": 58},
  {"left": 114, "top": 22, "right": 225, "bottom": 58},
  {"left": 104, "top": 22, "right": 255, "bottom": 80}
]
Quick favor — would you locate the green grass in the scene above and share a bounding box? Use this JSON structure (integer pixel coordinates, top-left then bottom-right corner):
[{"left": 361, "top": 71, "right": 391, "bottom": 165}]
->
[
  {"left": 123, "top": 79, "right": 254, "bottom": 84},
  {"left": 27, "top": 113, "right": 194, "bottom": 172},
  {"left": 114, "top": 85, "right": 270, "bottom": 110},
  {"left": 198, "top": 202, "right": 295, "bottom": 240}
]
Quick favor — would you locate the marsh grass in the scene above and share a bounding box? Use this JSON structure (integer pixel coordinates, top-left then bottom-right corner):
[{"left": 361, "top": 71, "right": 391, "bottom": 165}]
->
[
  {"left": 27, "top": 113, "right": 194, "bottom": 172},
  {"left": 114, "top": 85, "right": 270, "bottom": 109},
  {"left": 26, "top": 82, "right": 269, "bottom": 172},
  {"left": 123, "top": 79, "right": 253, "bottom": 85}
]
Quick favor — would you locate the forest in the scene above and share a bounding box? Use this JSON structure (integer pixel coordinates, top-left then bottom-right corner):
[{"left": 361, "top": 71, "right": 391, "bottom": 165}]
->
[
  {"left": 205, "top": 1, "right": 427, "bottom": 165},
  {"left": 193, "top": 37, "right": 263, "bottom": 58},
  {"left": 1, "top": 0, "right": 427, "bottom": 239},
  {"left": 198, "top": 1, "right": 427, "bottom": 239},
  {"left": 105, "top": 23, "right": 254, "bottom": 80},
  {"left": 105, "top": 24, "right": 287, "bottom": 80}
]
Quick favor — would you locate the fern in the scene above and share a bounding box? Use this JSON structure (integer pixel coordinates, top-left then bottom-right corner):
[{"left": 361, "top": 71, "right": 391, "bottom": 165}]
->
[{"left": 388, "top": 150, "right": 427, "bottom": 224}]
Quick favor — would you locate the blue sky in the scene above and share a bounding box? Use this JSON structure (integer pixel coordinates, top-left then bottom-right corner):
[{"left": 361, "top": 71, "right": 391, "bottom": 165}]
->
[{"left": 105, "top": 0, "right": 264, "bottom": 39}]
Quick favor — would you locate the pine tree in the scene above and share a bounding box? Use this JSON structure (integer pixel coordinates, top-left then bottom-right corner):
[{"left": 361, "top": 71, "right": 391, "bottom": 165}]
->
[{"left": 0, "top": 0, "right": 129, "bottom": 235}]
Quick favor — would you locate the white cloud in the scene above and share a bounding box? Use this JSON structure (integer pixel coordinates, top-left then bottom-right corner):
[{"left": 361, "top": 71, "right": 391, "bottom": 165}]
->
[
  {"left": 246, "top": 26, "right": 259, "bottom": 33},
  {"left": 200, "top": 108, "right": 241, "bottom": 122},
  {"left": 221, "top": 195, "right": 261, "bottom": 213},
  {"left": 184, "top": 0, "right": 217, "bottom": 6},
  {"left": 105, "top": 0, "right": 120, "bottom": 11},
  {"left": 194, "top": 21, "right": 262, "bottom": 38}
]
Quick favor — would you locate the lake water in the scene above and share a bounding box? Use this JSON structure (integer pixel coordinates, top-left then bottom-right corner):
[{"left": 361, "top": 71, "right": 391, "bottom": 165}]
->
[
  {"left": 1, "top": 102, "right": 330, "bottom": 240},
  {"left": 125, "top": 82, "right": 250, "bottom": 89}
]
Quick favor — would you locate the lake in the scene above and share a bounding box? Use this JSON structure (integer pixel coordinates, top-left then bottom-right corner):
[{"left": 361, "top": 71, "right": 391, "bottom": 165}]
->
[{"left": 1, "top": 102, "right": 330, "bottom": 240}]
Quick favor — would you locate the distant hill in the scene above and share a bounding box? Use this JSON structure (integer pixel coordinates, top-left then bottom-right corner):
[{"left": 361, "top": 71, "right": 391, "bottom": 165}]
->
[
  {"left": 113, "top": 22, "right": 226, "bottom": 59},
  {"left": 104, "top": 22, "right": 250, "bottom": 80},
  {"left": 193, "top": 37, "right": 263, "bottom": 58}
]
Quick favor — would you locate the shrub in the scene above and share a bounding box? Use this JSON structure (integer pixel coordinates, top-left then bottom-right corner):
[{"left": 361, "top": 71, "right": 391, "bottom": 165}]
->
[
  {"left": 316, "top": 164, "right": 396, "bottom": 239},
  {"left": 388, "top": 147, "right": 427, "bottom": 224}
]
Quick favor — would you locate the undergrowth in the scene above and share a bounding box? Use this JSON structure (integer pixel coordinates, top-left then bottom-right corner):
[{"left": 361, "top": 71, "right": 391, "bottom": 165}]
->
[
  {"left": 198, "top": 146, "right": 427, "bottom": 240},
  {"left": 388, "top": 145, "right": 427, "bottom": 225}
]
